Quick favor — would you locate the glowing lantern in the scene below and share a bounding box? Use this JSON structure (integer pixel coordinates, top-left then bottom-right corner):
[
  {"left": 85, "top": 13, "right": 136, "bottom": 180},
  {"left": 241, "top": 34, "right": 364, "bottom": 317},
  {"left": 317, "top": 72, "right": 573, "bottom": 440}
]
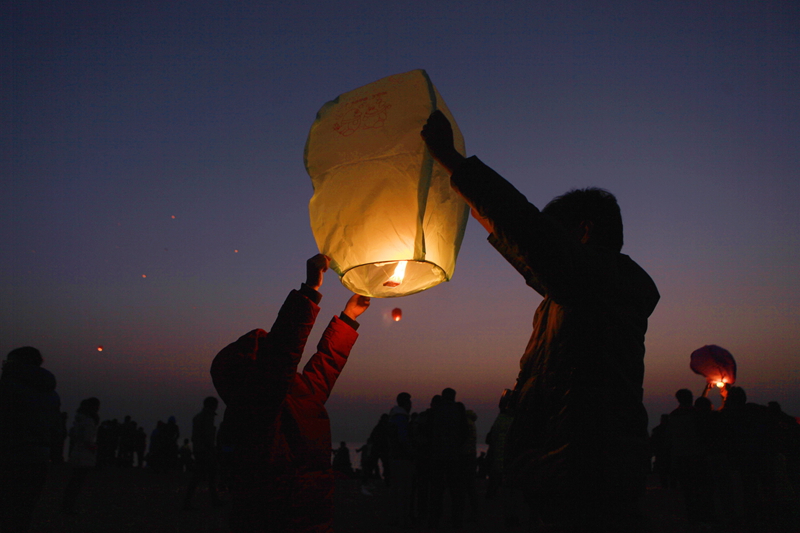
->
[
  {"left": 305, "top": 69, "right": 469, "bottom": 298},
  {"left": 97, "top": 346, "right": 103, "bottom": 352},
  {"left": 690, "top": 345, "right": 736, "bottom": 387},
  {"left": 392, "top": 308, "right": 402, "bottom": 322}
]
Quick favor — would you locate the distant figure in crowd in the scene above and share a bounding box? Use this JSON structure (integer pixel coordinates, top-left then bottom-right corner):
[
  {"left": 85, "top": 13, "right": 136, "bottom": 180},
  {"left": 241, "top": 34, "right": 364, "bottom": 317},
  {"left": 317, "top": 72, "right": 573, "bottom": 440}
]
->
[
  {"left": 667, "top": 389, "right": 710, "bottom": 523},
  {"left": 52, "top": 411, "right": 68, "bottom": 464},
  {"left": 134, "top": 426, "right": 147, "bottom": 467},
  {"left": 164, "top": 416, "right": 181, "bottom": 470},
  {"left": 117, "top": 415, "right": 138, "bottom": 467},
  {"left": 368, "top": 413, "right": 391, "bottom": 483},
  {"left": 387, "top": 392, "right": 415, "bottom": 528},
  {"left": 412, "top": 394, "right": 441, "bottom": 523},
  {"left": 184, "top": 396, "right": 221, "bottom": 510},
  {"left": 0, "top": 346, "right": 62, "bottom": 532},
  {"left": 426, "top": 387, "right": 469, "bottom": 530},
  {"left": 63, "top": 397, "right": 100, "bottom": 515},
  {"left": 96, "top": 418, "right": 119, "bottom": 468},
  {"left": 355, "top": 438, "right": 378, "bottom": 496},
  {"left": 649, "top": 414, "right": 671, "bottom": 489},
  {"left": 332, "top": 442, "right": 353, "bottom": 477},
  {"left": 422, "top": 110, "right": 660, "bottom": 532},
  {"left": 211, "top": 254, "right": 370, "bottom": 533},
  {"left": 148, "top": 420, "right": 169, "bottom": 472},
  {"left": 180, "top": 438, "right": 193, "bottom": 472},
  {"left": 486, "top": 389, "right": 522, "bottom": 528},
  {"left": 463, "top": 408, "right": 480, "bottom": 521}
]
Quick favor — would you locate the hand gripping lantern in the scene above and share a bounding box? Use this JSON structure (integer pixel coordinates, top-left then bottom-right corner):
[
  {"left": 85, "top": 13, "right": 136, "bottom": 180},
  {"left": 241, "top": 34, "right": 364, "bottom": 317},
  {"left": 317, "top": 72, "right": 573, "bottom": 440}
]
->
[{"left": 305, "top": 70, "right": 469, "bottom": 298}]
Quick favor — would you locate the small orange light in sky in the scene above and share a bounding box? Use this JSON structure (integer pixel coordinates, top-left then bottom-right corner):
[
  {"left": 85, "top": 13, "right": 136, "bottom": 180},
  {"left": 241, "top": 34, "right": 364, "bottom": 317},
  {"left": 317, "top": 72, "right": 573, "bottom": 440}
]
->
[
  {"left": 234, "top": 249, "right": 239, "bottom": 253},
  {"left": 392, "top": 308, "right": 402, "bottom": 322},
  {"left": 171, "top": 215, "right": 176, "bottom": 219},
  {"left": 97, "top": 346, "right": 103, "bottom": 352},
  {"left": 142, "top": 274, "right": 147, "bottom": 278}
]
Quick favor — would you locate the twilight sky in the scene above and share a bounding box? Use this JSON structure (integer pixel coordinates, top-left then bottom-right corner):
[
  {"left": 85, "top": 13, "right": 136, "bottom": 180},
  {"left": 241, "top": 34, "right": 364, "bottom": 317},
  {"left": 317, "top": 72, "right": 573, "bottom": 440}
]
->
[{"left": 3, "top": 1, "right": 798, "bottom": 444}]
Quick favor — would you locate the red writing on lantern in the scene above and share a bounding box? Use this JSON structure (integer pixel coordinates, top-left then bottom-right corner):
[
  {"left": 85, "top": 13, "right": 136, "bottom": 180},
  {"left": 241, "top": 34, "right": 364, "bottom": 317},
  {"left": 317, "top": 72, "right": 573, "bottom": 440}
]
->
[{"left": 332, "top": 93, "right": 391, "bottom": 136}]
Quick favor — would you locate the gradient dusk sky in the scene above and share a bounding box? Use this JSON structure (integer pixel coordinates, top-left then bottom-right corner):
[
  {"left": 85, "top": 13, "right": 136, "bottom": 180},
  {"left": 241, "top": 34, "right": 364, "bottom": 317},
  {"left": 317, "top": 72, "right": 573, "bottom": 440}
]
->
[{"left": 3, "top": 1, "right": 798, "bottom": 444}]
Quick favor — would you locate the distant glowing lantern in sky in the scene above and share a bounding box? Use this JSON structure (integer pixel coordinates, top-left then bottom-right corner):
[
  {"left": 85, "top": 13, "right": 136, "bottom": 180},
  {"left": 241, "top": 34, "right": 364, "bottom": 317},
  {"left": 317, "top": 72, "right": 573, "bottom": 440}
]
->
[
  {"left": 97, "top": 346, "right": 103, "bottom": 352},
  {"left": 305, "top": 69, "right": 469, "bottom": 298},
  {"left": 392, "top": 308, "right": 402, "bottom": 322},
  {"left": 690, "top": 344, "right": 736, "bottom": 389}
]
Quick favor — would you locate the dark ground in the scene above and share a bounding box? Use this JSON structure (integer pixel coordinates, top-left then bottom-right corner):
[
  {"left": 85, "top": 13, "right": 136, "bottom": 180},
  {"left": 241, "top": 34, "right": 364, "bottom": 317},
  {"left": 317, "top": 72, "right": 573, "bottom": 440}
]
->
[{"left": 27, "top": 463, "right": 799, "bottom": 533}]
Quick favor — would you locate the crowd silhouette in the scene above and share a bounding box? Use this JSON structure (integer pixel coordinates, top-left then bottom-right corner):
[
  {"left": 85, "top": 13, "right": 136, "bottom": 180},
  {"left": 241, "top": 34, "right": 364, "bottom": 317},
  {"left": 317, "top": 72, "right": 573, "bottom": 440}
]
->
[
  {"left": 651, "top": 386, "right": 800, "bottom": 530},
  {"left": 0, "top": 341, "right": 798, "bottom": 533}
]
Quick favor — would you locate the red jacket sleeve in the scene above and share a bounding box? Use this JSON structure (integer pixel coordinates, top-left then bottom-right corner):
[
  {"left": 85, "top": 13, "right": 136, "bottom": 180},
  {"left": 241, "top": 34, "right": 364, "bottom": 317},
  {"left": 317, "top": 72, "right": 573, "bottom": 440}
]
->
[{"left": 292, "top": 315, "right": 358, "bottom": 406}]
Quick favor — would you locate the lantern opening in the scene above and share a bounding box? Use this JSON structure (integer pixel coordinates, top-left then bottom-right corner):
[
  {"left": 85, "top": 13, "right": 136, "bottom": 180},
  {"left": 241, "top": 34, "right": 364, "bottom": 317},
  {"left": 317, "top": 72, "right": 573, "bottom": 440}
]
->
[
  {"left": 715, "top": 381, "right": 725, "bottom": 388},
  {"left": 341, "top": 260, "right": 447, "bottom": 298}
]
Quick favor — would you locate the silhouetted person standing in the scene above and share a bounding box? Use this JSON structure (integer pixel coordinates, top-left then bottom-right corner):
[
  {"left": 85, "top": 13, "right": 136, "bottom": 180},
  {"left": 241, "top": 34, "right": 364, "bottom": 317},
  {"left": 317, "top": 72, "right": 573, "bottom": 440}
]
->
[
  {"left": 63, "top": 397, "right": 100, "bottom": 515},
  {"left": 184, "top": 396, "right": 221, "bottom": 510},
  {"left": 387, "top": 392, "right": 415, "bottom": 528},
  {"left": 427, "top": 387, "right": 469, "bottom": 529},
  {"left": 422, "top": 111, "right": 660, "bottom": 532},
  {"left": 134, "top": 426, "right": 147, "bottom": 467},
  {"left": 211, "top": 254, "right": 370, "bottom": 533},
  {"left": 486, "top": 389, "right": 522, "bottom": 528},
  {"left": 0, "top": 347, "right": 61, "bottom": 532},
  {"left": 667, "top": 389, "right": 707, "bottom": 523},
  {"left": 332, "top": 442, "right": 352, "bottom": 476},
  {"left": 650, "top": 414, "right": 671, "bottom": 489}
]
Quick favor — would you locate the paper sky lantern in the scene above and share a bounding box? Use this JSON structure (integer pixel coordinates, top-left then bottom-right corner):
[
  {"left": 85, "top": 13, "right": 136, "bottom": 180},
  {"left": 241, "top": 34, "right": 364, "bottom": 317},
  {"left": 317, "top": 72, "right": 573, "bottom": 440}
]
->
[
  {"left": 392, "top": 308, "right": 402, "bottom": 322},
  {"left": 690, "top": 344, "right": 736, "bottom": 387},
  {"left": 305, "top": 69, "right": 469, "bottom": 298}
]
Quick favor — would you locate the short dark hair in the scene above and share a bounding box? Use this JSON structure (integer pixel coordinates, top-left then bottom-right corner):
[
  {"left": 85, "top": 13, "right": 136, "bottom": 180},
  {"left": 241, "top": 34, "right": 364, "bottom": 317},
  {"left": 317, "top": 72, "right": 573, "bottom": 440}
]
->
[
  {"left": 441, "top": 388, "right": 456, "bottom": 401},
  {"left": 397, "top": 392, "right": 411, "bottom": 405},
  {"left": 675, "top": 388, "right": 693, "bottom": 406},
  {"left": 7, "top": 346, "right": 43, "bottom": 366},
  {"left": 203, "top": 396, "right": 219, "bottom": 410},
  {"left": 543, "top": 187, "right": 623, "bottom": 252}
]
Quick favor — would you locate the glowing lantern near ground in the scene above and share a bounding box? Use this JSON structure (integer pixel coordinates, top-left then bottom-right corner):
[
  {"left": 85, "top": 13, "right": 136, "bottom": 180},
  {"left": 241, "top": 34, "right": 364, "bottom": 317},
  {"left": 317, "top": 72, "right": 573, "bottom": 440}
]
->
[
  {"left": 690, "top": 345, "right": 736, "bottom": 388},
  {"left": 305, "top": 69, "right": 469, "bottom": 298},
  {"left": 392, "top": 308, "right": 402, "bottom": 322}
]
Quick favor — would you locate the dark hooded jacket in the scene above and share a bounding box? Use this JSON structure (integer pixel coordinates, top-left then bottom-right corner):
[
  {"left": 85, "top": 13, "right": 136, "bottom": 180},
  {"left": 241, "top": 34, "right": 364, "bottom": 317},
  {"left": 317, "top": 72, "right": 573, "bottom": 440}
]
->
[
  {"left": 210, "top": 285, "right": 358, "bottom": 532},
  {"left": 0, "top": 361, "right": 62, "bottom": 464},
  {"left": 450, "top": 156, "right": 660, "bottom": 497}
]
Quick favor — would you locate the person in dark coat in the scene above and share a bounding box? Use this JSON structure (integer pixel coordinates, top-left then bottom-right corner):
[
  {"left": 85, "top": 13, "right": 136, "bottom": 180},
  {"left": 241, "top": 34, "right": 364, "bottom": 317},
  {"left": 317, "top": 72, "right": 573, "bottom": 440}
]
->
[
  {"left": 426, "top": 387, "right": 469, "bottom": 529},
  {"left": 184, "top": 396, "right": 221, "bottom": 509},
  {"left": 0, "top": 346, "right": 62, "bottom": 532},
  {"left": 422, "top": 111, "right": 660, "bottom": 532},
  {"left": 210, "top": 254, "right": 370, "bottom": 533}
]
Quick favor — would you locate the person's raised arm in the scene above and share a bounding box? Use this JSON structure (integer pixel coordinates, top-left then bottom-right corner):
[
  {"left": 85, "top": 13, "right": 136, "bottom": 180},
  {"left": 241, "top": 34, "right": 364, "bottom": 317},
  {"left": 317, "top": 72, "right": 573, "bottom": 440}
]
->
[
  {"left": 297, "top": 293, "right": 370, "bottom": 404},
  {"left": 421, "top": 110, "right": 466, "bottom": 175},
  {"left": 342, "top": 294, "right": 371, "bottom": 322},
  {"left": 304, "top": 253, "right": 330, "bottom": 292},
  {"left": 421, "top": 111, "right": 494, "bottom": 233}
]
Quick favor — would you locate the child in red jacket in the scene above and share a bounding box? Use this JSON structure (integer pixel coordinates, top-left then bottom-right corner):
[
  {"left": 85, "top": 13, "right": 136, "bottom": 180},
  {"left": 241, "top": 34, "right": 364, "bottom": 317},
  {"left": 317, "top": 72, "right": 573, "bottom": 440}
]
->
[{"left": 211, "top": 254, "right": 370, "bottom": 532}]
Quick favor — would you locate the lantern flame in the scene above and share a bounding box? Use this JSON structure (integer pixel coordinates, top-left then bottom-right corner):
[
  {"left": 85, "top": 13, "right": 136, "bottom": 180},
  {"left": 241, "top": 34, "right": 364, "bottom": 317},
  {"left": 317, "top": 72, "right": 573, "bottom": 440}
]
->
[
  {"left": 383, "top": 261, "right": 407, "bottom": 288},
  {"left": 716, "top": 381, "right": 725, "bottom": 388}
]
